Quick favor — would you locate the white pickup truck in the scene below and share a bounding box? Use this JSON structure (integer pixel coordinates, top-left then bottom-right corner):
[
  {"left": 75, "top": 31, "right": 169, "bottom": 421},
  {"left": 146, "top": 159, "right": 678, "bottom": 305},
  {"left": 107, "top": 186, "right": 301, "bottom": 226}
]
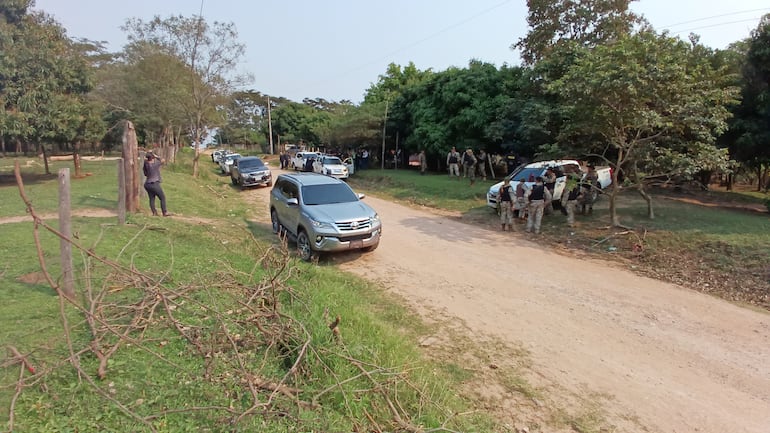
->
[{"left": 486, "top": 160, "right": 612, "bottom": 210}]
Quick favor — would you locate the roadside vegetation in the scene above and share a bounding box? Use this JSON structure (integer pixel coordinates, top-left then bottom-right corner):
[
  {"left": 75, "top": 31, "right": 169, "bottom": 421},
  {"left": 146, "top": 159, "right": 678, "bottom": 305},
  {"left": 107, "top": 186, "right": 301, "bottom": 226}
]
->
[
  {"left": 349, "top": 169, "right": 770, "bottom": 310},
  {"left": 0, "top": 155, "right": 499, "bottom": 432}
]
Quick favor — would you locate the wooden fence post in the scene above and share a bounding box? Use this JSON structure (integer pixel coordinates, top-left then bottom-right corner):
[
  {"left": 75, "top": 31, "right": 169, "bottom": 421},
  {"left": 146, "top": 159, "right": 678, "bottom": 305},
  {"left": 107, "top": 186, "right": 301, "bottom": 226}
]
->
[
  {"left": 58, "top": 168, "right": 75, "bottom": 299},
  {"left": 117, "top": 159, "right": 126, "bottom": 224}
]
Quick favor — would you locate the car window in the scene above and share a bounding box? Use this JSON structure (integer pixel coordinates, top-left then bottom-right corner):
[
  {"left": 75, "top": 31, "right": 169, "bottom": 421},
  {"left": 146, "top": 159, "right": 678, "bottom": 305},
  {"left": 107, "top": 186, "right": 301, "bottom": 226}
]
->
[
  {"left": 238, "top": 158, "right": 265, "bottom": 170},
  {"left": 301, "top": 184, "right": 358, "bottom": 205},
  {"left": 279, "top": 181, "right": 298, "bottom": 199},
  {"left": 323, "top": 157, "right": 342, "bottom": 165},
  {"left": 510, "top": 167, "right": 543, "bottom": 182}
]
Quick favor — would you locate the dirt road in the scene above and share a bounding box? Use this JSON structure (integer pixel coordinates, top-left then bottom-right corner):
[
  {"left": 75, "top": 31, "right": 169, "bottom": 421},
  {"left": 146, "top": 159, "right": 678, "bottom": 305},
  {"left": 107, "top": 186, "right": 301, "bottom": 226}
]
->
[{"left": 253, "top": 172, "right": 770, "bottom": 432}]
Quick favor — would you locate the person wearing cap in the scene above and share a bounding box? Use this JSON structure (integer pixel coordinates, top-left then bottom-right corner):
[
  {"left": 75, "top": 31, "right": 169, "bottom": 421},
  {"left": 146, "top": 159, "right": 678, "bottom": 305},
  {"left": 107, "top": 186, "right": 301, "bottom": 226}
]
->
[
  {"left": 526, "top": 176, "right": 551, "bottom": 234},
  {"left": 143, "top": 151, "right": 170, "bottom": 216},
  {"left": 446, "top": 146, "right": 461, "bottom": 180}
]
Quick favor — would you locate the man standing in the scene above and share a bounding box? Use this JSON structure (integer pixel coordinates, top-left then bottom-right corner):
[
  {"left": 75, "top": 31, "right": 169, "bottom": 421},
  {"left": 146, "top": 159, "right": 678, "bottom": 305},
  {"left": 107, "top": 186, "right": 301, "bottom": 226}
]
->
[
  {"left": 462, "top": 148, "right": 477, "bottom": 185},
  {"left": 514, "top": 178, "right": 528, "bottom": 221},
  {"left": 418, "top": 150, "right": 427, "bottom": 175},
  {"left": 446, "top": 146, "right": 460, "bottom": 179},
  {"left": 497, "top": 178, "right": 514, "bottom": 231},
  {"left": 476, "top": 149, "right": 488, "bottom": 181},
  {"left": 143, "top": 151, "right": 170, "bottom": 217},
  {"left": 580, "top": 165, "right": 599, "bottom": 215},
  {"left": 526, "top": 176, "right": 551, "bottom": 234},
  {"left": 561, "top": 175, "right": 583, "bottom": 227}
]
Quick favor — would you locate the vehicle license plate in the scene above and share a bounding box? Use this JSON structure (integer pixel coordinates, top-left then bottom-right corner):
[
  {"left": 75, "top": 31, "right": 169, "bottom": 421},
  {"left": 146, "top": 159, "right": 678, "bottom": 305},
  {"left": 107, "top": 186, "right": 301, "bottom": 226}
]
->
[{"left": 350, "top": 240, "right": 363, "bottom": 249}]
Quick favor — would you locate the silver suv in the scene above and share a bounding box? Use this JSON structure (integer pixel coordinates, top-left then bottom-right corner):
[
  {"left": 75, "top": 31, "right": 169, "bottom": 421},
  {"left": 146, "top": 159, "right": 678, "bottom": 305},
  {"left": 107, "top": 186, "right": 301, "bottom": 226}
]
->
[{"left": 269, "top": 173, "right": 382, "bottom": 261}]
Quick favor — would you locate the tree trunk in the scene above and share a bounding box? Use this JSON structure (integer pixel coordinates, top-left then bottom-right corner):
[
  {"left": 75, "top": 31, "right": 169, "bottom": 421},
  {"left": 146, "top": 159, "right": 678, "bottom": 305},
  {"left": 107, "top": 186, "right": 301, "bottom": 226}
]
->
[
  {"left": 122, "top": 120, "right": 140, "bottom": 212},
  {"left": 73, "top": 141, "right": 83, "bottom": 178},
  {"left": 40, "top": 143, "right": 50, "bottom": 175},
  {"left": 608, "top": 148, "right": 624, "bottom": 227},
  {"left": 1, "top": 136, "right": 5, "bottom": 157},
  {"left": 757, "top": 166, "right": 763, "bottom": 192}
]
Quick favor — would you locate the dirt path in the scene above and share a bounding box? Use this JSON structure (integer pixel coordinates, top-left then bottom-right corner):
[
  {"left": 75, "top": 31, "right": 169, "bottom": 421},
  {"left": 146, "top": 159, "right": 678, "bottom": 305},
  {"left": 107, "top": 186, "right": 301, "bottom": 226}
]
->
[{"left": 244, "top": 171, "right": 770, "bottom": 432}]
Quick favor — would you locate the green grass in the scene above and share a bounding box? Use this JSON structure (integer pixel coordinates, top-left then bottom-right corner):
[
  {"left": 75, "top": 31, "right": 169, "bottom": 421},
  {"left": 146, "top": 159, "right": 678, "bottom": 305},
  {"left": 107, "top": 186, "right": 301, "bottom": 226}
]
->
[
  {"left": 0, "top": 152, "right": 492, "bottom": 432},
  {"left": 348, "top": 168, "right": 496, "bottom": 212}
]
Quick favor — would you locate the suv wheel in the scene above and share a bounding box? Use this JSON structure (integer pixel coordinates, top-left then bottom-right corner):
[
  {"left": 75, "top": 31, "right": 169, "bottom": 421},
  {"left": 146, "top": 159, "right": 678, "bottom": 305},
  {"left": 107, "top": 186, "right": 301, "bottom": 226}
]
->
[
  {"left": 231, "top": 176, "right": 237, "bottom": 185},
  {"left": 271, "top": 209, "right": 281, "bottom": 234},
  {"left": 296, "top": 230, "right": 315, "bottom": 262}
]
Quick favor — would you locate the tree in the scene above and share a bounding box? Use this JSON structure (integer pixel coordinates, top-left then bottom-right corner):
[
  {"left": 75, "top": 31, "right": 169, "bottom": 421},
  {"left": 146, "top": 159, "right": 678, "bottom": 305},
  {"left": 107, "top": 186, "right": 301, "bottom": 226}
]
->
[
  {"left": 1, "top": 2, "right": 103, "bottom": 173},
  {"left": 727, "top": 14, "right": 770, "bottom": 190},
  {"left": 549, "top": 31, "right": 738, "bottom": 225},
  {"left": 123, "top": 15, "right": 248, "bottom": 177},
  {"left": 515, "top": 0, "right": 643, "bottom": 65}
]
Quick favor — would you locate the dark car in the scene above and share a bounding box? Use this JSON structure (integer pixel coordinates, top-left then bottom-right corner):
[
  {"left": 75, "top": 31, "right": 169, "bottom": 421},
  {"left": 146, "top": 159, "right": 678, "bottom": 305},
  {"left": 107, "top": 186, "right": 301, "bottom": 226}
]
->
[{"left": 230, "top": 156, "right": 272, "bottom": 189}]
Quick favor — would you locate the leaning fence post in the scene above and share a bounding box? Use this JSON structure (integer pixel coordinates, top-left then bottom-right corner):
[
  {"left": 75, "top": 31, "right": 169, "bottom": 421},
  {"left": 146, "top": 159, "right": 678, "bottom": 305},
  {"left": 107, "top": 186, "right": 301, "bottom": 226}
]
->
[
  {"left": 118, "top": 158, "right": 126, "bottom": 224},
  {"left": 58, "top": 168, "right": 75, "bottom": 299}
]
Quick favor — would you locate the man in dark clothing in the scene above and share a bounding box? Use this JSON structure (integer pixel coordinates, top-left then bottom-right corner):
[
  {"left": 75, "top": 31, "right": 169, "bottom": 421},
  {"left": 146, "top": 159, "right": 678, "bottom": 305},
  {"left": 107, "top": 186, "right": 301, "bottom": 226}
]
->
[
  {"left": 304, "top": 156, "right": 315, "bottom": 172},
  {"left": 526, "top": 177, "right": 551, "bottom": 234},
  {"left": 143, "top": 151, "right": 169, "bottom": 216},
  {"left": 497, "top": 178, "right": 514, "bottom": 231}
]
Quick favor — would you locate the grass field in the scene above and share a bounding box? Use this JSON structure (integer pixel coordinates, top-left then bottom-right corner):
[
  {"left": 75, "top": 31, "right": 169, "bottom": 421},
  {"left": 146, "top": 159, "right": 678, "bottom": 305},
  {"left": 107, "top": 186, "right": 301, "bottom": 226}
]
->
[{"left": 0, "top": 153, "right": 495, "bottom": 432}]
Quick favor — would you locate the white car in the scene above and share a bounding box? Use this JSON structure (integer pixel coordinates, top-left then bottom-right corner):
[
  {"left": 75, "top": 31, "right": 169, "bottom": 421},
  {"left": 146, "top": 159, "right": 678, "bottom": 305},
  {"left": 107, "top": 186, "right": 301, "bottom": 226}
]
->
[
  {"left": 313, "top": 155, "right": 349, "bottom": 179},
  {"left": 291, "top": 151, "right": 322, "bottom": 171},
  {"left": 219, "top": 153, "right": 242, "bottom": 174},
  {"left": 487, "top": 160, "right": 583, "bottom": 210},
  {"left": 487, "top": 160, "right": 613, "bottom": 210}
]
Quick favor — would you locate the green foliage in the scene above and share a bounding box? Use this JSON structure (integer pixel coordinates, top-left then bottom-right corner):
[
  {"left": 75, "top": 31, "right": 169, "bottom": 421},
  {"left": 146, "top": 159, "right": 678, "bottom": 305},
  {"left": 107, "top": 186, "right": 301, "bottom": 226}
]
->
[
  {"left": 548, "top": 30, "right": 739, "bottom": 224},
  {"left": 515, "top": 0, "right": 643, "bottom": 65},
  {"left": 0, "top": 6, "right": 105, "bottom": 152}
]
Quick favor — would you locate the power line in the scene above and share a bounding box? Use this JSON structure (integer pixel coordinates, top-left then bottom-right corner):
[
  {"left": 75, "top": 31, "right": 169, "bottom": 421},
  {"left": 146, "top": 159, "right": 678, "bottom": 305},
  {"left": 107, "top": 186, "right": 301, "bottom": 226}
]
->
[
  {"left": 663, "top": 8, "right": 769, "bottom": 28},
  {"left": 670, "top": 17, "right": 764, "bottom": 36}
]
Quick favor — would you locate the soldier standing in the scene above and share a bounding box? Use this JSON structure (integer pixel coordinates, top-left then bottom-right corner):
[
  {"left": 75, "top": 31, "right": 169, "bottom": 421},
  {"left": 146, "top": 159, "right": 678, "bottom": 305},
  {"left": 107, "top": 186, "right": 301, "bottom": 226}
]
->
[
  {"left": 514, "top": 178, "right": 528, "bottom": 221},
  {"left": 580, "top": 165, "right": 599, "bottom": 215},
  {"left": 561, "top": 175, "right": 583, "bottom": 227},
  {"left": 462, "top": 149, "right": 477, "bottom": 185},
  {"left": 497, "top": 178, "right": 514, "bottom": 231},
  {"left": 526, "top": 177, "right": 551, "bottom": 234},
  {"left": 476, "top": 149, "right": 488, "bottom": 180},
  {"left": 418, "top": 150, "right": 427, "bottom": 175},
  {"left": 446, "top": 147, "right": 461, "bottom": 180}
]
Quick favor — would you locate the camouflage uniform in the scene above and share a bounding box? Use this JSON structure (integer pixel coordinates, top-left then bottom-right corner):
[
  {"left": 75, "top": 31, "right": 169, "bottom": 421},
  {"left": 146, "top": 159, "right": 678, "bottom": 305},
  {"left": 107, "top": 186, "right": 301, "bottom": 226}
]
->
[
  {"left": 580, "top": 167, "right": 599, "bottom": 215},
  {"left": 526, "top": 179, "right": 552, "bottom": 234},
  {"left": 497, "top": 181, "right": 514, "bottom": 230}
]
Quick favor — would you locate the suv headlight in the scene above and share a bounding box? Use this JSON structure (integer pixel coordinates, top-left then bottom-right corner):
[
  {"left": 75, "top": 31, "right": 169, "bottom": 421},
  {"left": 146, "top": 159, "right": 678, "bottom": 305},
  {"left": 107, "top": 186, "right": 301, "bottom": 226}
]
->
[
  {"left": 370, "top": 214, "right": 380, "bottom": 225},
  {"left": 309, "top": 218, "right": 333, "bottom": 229}
]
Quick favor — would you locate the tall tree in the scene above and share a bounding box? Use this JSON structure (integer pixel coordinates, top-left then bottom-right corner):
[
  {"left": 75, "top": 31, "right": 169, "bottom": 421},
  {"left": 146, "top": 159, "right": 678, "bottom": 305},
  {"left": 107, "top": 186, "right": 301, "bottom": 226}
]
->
[
  {"left": 1, "top": 1, "right": 103, "bottom": 172},
  {"left": 515, "top": 0, "right": 643, "bottom": 65},
  {"left": 123, "top": 15, "right": 248, "bottom": 176},
  {"left": 549, "top": 31, "right": 738, "bottom": 225},
  {"left": 728, "top": 14, "right": 770, "bottom": 190}
]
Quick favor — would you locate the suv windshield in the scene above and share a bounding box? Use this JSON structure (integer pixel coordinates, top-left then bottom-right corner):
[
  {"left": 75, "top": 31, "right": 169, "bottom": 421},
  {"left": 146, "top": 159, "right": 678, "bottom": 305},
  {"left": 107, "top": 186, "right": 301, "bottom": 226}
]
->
[
  {"left": 323, "top": 157, "right": 342, "bottom": 165},
  {"left": 302, "top": 184, "right": 358, "bottom": 205},
  {"left": 239, "top": 158, "right": 265, "bottom": 170},
  {"left": 509, "top": 167, "right": 543, "bottom": 182}
]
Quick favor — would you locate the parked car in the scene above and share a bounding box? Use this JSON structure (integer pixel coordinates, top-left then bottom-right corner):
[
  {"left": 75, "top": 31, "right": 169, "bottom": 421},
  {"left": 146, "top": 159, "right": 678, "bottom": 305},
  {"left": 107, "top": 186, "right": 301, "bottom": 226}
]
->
[
  {"left": 219, "top": 153, "right": 241, "bottom": 174},
  {"left": 269, "top": 173, "right": 382, "bottom": 261},
  {"left": 313, "top": 155, "right": 349, "bottom": 179},
  {"left": 486, "top": 160, "right": 611, "bottom": 210},
  {"left": 230, "top": 156, "right": 272, "bottom": 189},
  {"left": 290, "top": 151, "right": 322, "bottom": 171},
  {"left": 212, "top": 149, "right": 230, "bottom": 163}
]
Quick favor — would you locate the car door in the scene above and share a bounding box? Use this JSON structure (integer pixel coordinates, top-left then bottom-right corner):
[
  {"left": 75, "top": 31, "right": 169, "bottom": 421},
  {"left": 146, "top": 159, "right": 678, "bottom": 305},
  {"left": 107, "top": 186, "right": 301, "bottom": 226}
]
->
[{"left": 275, "top": 180, "right": 300, "bottom": 234}]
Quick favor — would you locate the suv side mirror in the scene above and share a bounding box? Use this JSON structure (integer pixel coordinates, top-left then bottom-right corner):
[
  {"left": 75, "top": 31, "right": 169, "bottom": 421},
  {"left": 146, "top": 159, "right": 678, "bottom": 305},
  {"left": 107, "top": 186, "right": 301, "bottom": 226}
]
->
[
  {"left": 287, "top": 198, "right": 299, "bottom": 206},
  {"left": 357, "top": 193, "right": 366, "bottom": 200}
]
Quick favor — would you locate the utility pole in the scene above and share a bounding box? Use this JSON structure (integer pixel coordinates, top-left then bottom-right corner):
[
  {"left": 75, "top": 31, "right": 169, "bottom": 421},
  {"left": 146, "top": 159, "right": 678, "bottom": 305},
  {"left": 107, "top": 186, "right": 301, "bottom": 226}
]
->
[{"left": 267, "top": 95, "right": 274, "bottom": 154}]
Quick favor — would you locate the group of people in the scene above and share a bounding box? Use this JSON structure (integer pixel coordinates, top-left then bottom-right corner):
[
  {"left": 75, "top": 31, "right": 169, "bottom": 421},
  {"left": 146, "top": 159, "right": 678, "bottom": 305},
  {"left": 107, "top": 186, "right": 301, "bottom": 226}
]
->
[
  {"left": 497, "top": 166, "right": 600, "bottom": 234},
  {"left": 446, "top": 147, "right": 489, "bottom": 184}
]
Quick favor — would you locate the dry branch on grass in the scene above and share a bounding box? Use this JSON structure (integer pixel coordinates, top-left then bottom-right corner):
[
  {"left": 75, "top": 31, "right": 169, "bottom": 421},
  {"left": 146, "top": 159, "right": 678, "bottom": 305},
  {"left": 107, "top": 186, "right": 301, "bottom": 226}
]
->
[{"left": 3, "top": 165, "right": 468, "bottom": 432}]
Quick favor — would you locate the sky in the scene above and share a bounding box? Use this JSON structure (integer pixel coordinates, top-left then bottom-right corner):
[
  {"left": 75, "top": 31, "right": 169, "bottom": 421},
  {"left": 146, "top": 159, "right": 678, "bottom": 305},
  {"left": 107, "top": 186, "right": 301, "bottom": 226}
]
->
[{"left": 33, "top": 0, "right": 770, "bottom": 104}]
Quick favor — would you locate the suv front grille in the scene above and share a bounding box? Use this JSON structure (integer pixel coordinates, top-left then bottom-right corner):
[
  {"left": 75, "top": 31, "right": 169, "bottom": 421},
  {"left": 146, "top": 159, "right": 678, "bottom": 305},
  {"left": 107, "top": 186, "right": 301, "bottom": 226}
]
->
[{"left": 336, "top": 218, "right": 371, "bottom": 231}]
